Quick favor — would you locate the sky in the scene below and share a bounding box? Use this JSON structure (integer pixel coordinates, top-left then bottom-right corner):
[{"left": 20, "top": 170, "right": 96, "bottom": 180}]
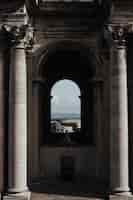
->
[{"left": 51, "top": 79, "right": 80, "bottom": 114}]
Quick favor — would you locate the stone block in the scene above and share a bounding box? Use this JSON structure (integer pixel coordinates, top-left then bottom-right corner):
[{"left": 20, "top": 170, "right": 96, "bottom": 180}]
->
[
  {"left": 3, "top": 196, "right": 26, "bottom": 200},
  {"left": 3, "top": 192, "right": 31, "bottom": 200},
  {"left": 109, "top": 194, "right": 133, "bottom": 200}
]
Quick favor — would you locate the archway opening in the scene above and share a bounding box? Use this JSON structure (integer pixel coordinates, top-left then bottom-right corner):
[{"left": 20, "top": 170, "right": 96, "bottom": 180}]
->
[
  {"left": 51, "top": 79, "right": 81, "bottom": 134},
  {"left": 29, "top": 43, "right": 101, "bottom": 191},
  {"left": 39, "top": 46, "right": 96, "bottom": 146}
]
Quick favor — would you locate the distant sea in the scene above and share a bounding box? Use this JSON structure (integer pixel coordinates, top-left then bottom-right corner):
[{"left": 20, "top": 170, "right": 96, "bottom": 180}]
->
[{"left": 52, "top": 113, "right": 80, "bottom": 120}]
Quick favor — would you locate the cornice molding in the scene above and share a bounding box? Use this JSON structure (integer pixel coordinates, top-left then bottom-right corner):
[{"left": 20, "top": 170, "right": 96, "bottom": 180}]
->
[
  {"left": 0, "top": 0, "right": 25, "bottom": 14},
  {"left": 26, "top": 0, "right": 111, "bottom": 21}
]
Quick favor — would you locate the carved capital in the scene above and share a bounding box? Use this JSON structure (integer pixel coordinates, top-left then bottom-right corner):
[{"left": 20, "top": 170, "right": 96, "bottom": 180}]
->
[
  {"left": 0, "top": 24, "right": 35, "bottom": 49},
  {"left": 105, "top": 23, "right": 132, "bottom": 46},
  {"left": 24, "top": 24, "right": 35, "bottom": 49},
  {"left": 1, "top": 24, "right": 26, "bottom": 45}
]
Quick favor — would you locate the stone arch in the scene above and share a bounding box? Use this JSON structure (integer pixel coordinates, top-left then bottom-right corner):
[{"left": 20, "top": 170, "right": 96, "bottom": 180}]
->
[
  {"left": 50, "top": 78, "right": 81, "bottom": 94},
  {"left": 34, "top": 40, "right": 98, "bottom": 141},
  {"left": 34, "top": 40, "right": 100, "bottom": 79},
  {"left": 29, "top": 40, "right": 103, "bottom": 184}
]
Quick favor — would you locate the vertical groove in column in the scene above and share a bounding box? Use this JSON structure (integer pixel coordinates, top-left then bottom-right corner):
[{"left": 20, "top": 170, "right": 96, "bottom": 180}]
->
[{"left": 0, "top": 50, "right": 5, "bottom": 193}]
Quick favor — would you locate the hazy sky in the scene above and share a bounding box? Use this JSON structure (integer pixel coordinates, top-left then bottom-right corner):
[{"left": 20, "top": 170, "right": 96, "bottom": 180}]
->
[{"left": 51, "top": 79, "right": 80, "bottom": 114}]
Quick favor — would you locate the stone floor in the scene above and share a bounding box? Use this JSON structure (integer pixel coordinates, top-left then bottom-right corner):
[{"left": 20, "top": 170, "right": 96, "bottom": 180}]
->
[
  {"left": 31, "top": 193, "right": 106, "bottom": 200},
  {"left": 29, "top": 178, "right": 109, "bottom": 200}
]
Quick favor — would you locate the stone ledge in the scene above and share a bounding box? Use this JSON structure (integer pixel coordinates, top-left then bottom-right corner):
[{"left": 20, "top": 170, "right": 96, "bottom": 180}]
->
[
  {"left": 109, "top": 194, "right": 133, "bottom": 200},
  {"left": 2, "top": 191, "right": 31, "bottom": 200},
  {"left": 3, "top": 196, "right": 26, "bottom": 200}
]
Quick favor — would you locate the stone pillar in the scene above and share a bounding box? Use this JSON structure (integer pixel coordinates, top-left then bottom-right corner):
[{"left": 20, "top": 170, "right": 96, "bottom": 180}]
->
[
  {"left": 109, "top": 25, "right": 130, "bottom": 194},
  {"left": 81, "top": 85, "right": 94, "bottom": 144},
  {"left": 0, "top": 32, "right": 7, "bottom": 197},
  {"left": 0, "top": 49, "right": 4, "bottom": 194},
  {"left": 8, "top": 38, "right": 30, "bottom": 198},
  {"left": 31, "top": 82, "right": 40, "bottom": 179},
  {"left": 95, "top": 80, "right": 104, "bottom": 179}
]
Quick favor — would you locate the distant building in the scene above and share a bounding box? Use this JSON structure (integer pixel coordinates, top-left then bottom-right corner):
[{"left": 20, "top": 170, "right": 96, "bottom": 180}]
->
[
  {"left": 63, "top": 126, "right": 73, "bottom": 133},
  {"left": 51, "top": 121, "right": 64, "bottom": 133},
  {"left": 51, "top": 119, "right": 80, "bottom": 133},
  {"left": 62, "top": 119, "right": 80, "bottom": 131}
]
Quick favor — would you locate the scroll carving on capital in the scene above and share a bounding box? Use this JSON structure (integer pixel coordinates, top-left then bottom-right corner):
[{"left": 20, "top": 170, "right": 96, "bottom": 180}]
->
[
  {"left": 105, "top": 24, "right": 133, "bottom": 46},
  {"left": 1, "top": 24, "right": 35, "bottom": 48},
  {"left": 24, "top": 24, "right": 35, "bottom": 49},
  {"left": 1, "top": 24, "right": 26, "bottom": 43}
]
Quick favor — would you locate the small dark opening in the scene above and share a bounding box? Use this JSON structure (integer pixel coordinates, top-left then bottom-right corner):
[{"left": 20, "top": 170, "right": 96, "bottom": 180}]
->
[{"left": 60, "top": 155, "right": 75, "bottom": 181}]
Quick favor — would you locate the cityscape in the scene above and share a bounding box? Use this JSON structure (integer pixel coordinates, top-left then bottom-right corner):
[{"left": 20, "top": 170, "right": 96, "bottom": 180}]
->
[{"left": 51, "top": 113, "right": 81, "bottom": 134}]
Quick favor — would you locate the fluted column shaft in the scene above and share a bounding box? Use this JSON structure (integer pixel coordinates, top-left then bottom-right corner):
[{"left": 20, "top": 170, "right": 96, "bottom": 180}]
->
[
  {"left": 0, "top": 29, "right": 10, "bottom": 195},
  {"left": 0, "top": 48, "right": 5, "bottom": 193},
  {"left": 110, "top": 41, "right": 130, "bottom": 193},
  {"left": 8, "top": 40, "right": 28, "bottom": 193}
]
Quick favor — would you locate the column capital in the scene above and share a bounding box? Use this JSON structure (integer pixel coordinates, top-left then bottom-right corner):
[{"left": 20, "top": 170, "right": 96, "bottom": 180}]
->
[
  {"left": 24, "top": 24, "right": 35, "bottom": 49},
  {"left": 1, "top": 24, "right": 35, "bottom": 49},
  {"left": 105, "top": 23, "right": 133, "bottom": 47}
]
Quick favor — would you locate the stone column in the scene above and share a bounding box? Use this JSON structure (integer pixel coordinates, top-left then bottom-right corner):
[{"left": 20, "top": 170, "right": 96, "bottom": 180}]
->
[
  {"left": 81, "top": 85, "right": 94, "bottom": 144},
  {"left": 95, "top": 80, "right": 104, "bottom": 179},
  {"left": 8, "top": 38, "right": 29, "bottom": 196},
  {"left": 0, "top": 31, "right": 7, "bottom": 196},
  {"left": 109, "top": 25, "right": 130, "bottom": 194},
  {"left": 31, "top": 82, "right": 40, "bottom": 179},
  {"left": 0, "top": 49, "right": 4, "bottom": 194}
]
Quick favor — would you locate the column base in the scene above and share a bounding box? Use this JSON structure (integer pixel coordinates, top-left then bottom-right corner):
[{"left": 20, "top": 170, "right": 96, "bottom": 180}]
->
[
  {"left": 110, "top": 186, "right": 130, "bottom": 193},
  {"left": 7, "top": 187, "right": 29, "bottom": 194},
  {"left": 2, "top": 191, "right": 31, "bottom": 200},
  {"left": 109, "top": 192, "right": 133, "bottom": 200}
]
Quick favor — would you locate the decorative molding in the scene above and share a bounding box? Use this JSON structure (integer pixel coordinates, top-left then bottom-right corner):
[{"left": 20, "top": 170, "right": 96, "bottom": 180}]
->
[
  {"left": 0, "top": 24, "right": 35, "bottom": 49},
  {"left": 1, "top": 24, "right": 26, "bottom": 43},
  {"left": 24, "top": 25, "right": 35, "bottom": 49},
  {"left": 0, "top": 0, "right": 24, "bottom": 14},
  {"left": 105, "top": 23, "right": 133, "bottom": 46}
]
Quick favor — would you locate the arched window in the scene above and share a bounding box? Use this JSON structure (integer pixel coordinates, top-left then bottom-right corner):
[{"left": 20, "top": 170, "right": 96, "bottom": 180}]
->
[{"left": 50, "top": 79, "right": 81, "bottom": 135}]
